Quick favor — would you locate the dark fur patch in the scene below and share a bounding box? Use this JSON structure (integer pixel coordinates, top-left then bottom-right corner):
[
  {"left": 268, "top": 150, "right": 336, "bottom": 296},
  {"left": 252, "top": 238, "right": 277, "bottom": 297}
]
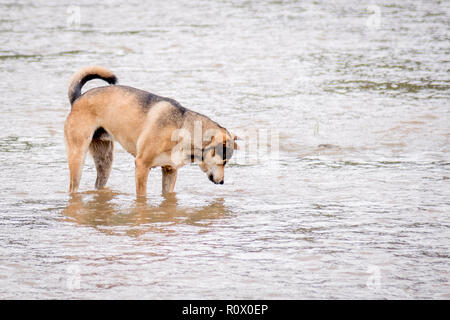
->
[
  {"left": 162, "top": 97, "right": 187, "bottom": 115},
  {"left": 92, "top": 127, "right": 109, "bottom": 140},
  {"left": 115, "top": 85, "right": 187, "bottom": 115}
]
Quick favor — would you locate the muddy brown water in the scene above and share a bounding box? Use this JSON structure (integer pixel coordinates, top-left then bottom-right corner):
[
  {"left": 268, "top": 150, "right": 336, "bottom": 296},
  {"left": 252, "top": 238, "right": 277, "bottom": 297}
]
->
[{"left": 0, "top": 0, "right": 449, "bottom": 299}]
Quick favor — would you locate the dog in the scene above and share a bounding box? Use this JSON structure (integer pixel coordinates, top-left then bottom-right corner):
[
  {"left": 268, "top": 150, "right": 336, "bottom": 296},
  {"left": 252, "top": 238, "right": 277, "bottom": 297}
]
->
[{"left": 64, "top": 66, "right": 239, "bottom": 197}]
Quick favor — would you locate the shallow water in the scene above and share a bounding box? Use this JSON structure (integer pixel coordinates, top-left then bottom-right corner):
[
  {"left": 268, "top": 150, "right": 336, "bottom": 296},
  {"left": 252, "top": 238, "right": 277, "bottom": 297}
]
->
[{"left": 0, "top": 0, "right": 449, "bottom": 299}]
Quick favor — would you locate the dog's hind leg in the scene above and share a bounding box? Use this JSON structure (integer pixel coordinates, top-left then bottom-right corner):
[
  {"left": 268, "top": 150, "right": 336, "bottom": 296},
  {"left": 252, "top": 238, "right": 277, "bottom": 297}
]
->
[
  {"left": 89, "top": 138, "right": 114, "bottom": 189},
  {"left": 67, "top": 146, "right": 89, "bottom": 193},
  {"left": 161, "top": 166, "right": 177, "bottom": 194},
  {"left": 65, "top": 139, "right": 91, "bottom": 193},
  {"left": 64, "top": 114, "right": 96, "bottom": 193}
]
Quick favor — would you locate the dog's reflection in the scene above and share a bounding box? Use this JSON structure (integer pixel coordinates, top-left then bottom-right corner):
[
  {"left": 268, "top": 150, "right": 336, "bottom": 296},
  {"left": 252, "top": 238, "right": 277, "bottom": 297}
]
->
[{"left": 62, "top": 189, "right": 229, "bottom": 236}]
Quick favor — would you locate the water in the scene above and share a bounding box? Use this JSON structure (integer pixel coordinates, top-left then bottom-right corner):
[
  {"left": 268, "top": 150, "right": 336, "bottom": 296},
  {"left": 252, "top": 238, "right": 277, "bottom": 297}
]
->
[{"left": 0, "top": 0, "right": 449, "bottom": 299}]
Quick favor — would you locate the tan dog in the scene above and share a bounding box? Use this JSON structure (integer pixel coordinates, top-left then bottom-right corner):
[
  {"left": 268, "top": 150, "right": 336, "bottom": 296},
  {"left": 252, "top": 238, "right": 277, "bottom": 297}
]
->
[{"left": 64, "top": 66, "right": 239, "bottom": 197}]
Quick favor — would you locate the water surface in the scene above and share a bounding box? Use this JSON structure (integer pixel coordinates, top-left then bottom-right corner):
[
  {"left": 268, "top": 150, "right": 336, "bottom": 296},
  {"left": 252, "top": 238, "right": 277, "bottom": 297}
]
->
[{"left": 0, "top": 0, "right": 449, "bottom": 299}]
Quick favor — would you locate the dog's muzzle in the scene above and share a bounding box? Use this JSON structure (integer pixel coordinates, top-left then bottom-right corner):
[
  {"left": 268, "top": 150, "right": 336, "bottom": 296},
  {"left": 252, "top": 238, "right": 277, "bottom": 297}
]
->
[{"left": 208, "top": 174, "right": 224, "bottom": 185}]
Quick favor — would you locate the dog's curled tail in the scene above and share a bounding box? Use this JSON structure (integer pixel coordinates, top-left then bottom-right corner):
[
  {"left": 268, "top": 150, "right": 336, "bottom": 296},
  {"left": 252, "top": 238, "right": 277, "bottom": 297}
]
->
[{"left": 68, "top": 66, "right": 117, "bottom": 105}]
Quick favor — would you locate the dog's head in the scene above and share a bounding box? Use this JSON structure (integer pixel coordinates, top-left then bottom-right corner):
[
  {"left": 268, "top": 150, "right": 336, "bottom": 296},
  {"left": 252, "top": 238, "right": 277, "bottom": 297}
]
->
[{"left": 198, "top": 129, "right": 239, "bottom": 185}]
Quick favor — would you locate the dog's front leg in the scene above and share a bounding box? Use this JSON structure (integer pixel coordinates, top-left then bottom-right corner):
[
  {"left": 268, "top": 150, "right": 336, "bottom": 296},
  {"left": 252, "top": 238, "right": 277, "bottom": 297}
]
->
[
  {"left": 161, "top": 166, "right": 177, "bottom": 194},
  {"left": 135, "top": 158, "right": 150, "bottom": 198}
]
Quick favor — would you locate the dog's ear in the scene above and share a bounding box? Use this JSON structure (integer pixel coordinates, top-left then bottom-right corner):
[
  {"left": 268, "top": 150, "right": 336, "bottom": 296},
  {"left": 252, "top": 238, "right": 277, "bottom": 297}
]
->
[
  {"left": 231, "top": 133, "right": 241, "bottom": 150},
  {"left": 232, "top": 134, "right": 242, "bottom": 141}
]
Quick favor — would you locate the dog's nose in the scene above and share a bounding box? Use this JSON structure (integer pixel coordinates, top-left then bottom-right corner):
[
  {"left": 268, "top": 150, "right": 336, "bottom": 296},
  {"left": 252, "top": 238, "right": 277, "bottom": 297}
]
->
[{"left": 219, "top": 180, "right": 224, "bottom": 185}]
